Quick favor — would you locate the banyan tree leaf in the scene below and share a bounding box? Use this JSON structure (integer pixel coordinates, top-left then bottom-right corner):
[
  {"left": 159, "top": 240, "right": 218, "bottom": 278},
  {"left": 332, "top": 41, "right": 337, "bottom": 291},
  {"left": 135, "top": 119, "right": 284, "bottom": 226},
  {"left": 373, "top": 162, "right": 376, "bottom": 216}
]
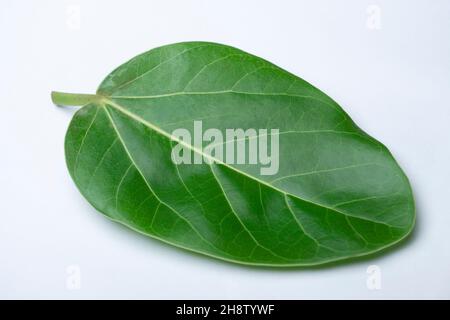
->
[{"left": 52, "top": 41, "right": 415, "bottom": 267}]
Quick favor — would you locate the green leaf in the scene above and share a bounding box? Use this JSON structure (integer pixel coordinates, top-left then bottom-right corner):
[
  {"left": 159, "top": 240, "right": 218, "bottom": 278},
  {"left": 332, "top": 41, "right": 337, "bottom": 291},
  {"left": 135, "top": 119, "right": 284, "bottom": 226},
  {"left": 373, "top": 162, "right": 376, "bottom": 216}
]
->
[{"left": 53, "top": 42, "right": 415, "bottom": 266}]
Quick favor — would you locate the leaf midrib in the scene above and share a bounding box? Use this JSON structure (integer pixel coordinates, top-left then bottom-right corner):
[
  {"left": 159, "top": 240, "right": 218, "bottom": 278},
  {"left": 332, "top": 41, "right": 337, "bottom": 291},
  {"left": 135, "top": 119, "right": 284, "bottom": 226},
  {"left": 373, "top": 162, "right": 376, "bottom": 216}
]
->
[{"left": 100, "top": 97, "right": 398, "bottom": 230}]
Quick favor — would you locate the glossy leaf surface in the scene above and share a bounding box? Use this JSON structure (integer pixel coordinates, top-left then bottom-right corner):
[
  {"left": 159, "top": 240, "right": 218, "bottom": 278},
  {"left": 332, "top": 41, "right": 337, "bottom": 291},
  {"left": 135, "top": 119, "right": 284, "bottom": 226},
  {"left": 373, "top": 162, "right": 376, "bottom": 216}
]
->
[{"left": 55, "top": 42, "right": 415, "bottom": 266}]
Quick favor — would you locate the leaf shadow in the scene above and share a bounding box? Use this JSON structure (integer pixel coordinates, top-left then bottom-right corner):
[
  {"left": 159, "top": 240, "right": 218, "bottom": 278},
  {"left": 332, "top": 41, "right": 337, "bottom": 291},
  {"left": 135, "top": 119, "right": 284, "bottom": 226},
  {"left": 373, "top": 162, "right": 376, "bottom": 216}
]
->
[{"left": 54, "top": 105, "right": 79, "bottom": 118}]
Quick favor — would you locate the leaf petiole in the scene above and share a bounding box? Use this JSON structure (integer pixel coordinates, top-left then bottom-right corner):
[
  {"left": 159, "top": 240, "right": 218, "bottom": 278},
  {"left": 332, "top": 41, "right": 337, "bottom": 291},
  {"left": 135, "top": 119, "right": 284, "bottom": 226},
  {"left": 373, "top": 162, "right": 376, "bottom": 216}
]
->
[{"left": 51, "top": 91, "right": 101, "bottom": 107}]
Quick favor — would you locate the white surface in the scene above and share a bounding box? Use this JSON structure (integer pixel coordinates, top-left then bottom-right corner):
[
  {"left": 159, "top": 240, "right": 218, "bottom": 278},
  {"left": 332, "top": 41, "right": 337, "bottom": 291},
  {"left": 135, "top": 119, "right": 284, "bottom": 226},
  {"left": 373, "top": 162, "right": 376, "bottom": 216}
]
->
[{"left": 1, "top": 0, "right": 449, "bottom": 299}]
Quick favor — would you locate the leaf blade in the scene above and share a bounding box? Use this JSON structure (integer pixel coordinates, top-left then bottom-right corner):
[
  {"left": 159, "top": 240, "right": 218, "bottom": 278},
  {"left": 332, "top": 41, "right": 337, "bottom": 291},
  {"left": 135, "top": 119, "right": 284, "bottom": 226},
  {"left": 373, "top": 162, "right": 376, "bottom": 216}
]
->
[{"left": 62, "top": 41, "right": 415, "bottom": 266}]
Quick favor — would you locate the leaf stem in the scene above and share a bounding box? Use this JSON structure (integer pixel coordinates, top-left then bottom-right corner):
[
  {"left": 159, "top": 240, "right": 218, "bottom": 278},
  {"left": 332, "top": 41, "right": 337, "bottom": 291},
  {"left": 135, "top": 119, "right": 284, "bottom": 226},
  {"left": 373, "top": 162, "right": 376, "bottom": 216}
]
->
[{"left": 51, "top": 91, "right": 101, "bottom": 107}]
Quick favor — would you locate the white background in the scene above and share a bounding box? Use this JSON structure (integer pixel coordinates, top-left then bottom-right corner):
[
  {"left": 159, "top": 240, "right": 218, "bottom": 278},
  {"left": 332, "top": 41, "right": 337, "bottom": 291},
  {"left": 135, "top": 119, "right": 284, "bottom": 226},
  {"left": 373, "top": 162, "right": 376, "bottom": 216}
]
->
[{"left": 1, "top": 0, "right": 449, "bottom": 299}]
